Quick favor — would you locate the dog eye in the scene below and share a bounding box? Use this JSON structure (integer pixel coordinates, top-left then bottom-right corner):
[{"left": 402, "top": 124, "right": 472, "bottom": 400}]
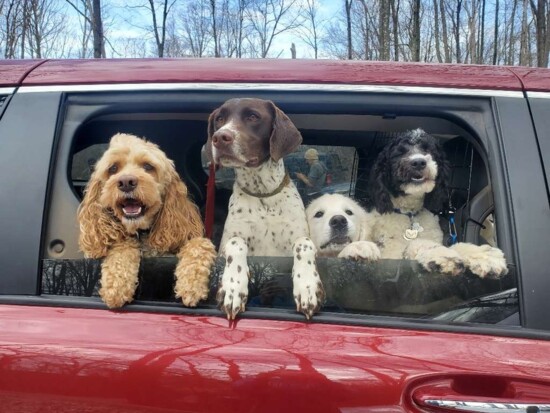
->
[
  {"left": 215, "top": 115, "right": 224, "bottom": 123},
  {"left": 247, "top": 113, "right": 260, "bottom": 121},
  {"left": 314, "top": 211, "right": 324, "bottom": 218},
  {"left": 143, "top": 163, "right": 155, "bottom": 172},
  {"left": 345, "top": 209, "right": 353, "bottom": 216},
  {"left": 107, "top": 164, "right": 118, "bottom": 175}
]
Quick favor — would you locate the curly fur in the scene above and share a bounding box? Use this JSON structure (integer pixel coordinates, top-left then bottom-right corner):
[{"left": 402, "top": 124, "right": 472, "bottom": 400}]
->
[
  {"left": 78, "top": 133, "right": 216, "bottom": 308},
  {"left": 368, "top": 129, "right": 508, "bottom": 278}
]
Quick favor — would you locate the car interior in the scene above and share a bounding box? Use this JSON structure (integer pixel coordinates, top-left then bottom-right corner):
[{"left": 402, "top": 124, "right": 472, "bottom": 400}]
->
[{"left": 41, "top": 92, "right": 518, "bottom": 324}]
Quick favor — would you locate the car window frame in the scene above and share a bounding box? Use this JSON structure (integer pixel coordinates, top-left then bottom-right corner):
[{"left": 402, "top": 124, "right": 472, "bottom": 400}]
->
[{"left": 1, "top": 85, "right": 549, "bottom": 337}]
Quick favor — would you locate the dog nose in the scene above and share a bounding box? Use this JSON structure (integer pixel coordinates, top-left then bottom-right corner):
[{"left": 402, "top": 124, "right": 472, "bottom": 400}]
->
[
  {"left": 118, "top": 175, "right": 137, "bottom": 192},
  {"left": 212, "top": 130, "right": 234, "bottom": 148},
  {"left": 329, "top": 215, "right": 347, "bottom": 230},
  {"left": 410, "top": 158, "right": 427, "bottom": 170}
]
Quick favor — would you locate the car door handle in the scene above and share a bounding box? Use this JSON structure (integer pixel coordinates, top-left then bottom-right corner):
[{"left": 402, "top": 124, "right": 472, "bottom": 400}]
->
[
  {"left": 410, "top": 376, "right": 550, "bottom": 413},
  {"left": 422, "top": 399, "right": 550, "bottom": 412}
]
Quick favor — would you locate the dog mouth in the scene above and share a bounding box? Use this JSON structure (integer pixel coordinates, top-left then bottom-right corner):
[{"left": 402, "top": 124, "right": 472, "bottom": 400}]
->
[
  {"left": 118, "top": 198, "right": 145, "bottom": 219},
  {"left": 320, "top": 235, "right": 351, "bottom": 250}
]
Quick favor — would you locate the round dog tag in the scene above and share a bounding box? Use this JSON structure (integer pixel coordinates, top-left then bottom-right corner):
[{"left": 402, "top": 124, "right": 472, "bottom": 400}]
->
[{"left": 403, "top": 229, "right": 418, "bottom": 240}]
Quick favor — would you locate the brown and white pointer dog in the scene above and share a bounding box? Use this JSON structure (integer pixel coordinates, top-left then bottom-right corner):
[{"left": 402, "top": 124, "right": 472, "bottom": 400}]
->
[{"left": 205, "top": 98, "right": 324, "bottom": 320}]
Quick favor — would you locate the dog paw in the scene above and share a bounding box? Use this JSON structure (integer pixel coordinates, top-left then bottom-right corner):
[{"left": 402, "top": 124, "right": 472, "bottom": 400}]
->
[
  {"left": 176, "top": 278, "right": 209, "bottom": 307},
  {"left": 175, "top": 237, "right": 217, "bottom": 307},
  {"left": 217, "top": 237, "right": 249, "bottom": 320},
  {"left": 338, "top": 241, "right": 381, "bottom": 261},
  {"left": 460, "top": 244, "right": 508, "bottom": 278},
  {"left": 99, "top": 246, "right": 140, "bottom": 309},
  {"left": 292, "top": 237, "right": 324, "bottom": 319},
  {"left": 416, "top": 246, "right": 465, "bottom": 276}
]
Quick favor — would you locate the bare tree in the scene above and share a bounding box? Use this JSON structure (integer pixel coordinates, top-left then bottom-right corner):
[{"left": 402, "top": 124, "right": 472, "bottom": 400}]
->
[
  {"left": 296, "top": 0, "right": 324, "bottom": 58},
  {"left": 245, "top": 0, "right": 300, "bottom": 58},
  {"left": 379, "top": 0, "right": 390, "bottom": 60},
  {"left": 145, "top": 0, "right": 176, "bottom": 57},
  {"left": 530, "top": 0, "right": 550, "bottom": 66},
  {"left": 345, "top": 0, "right": 353, "bottom": 59},
  {"left": 66, "top": 0, "right": 105, "bottom": 58},
  {"left": 178, "top": 0, "right": 211, "bottom": 57},
  {"left": 410, "top": 0, "right": 421, "bottom": 61},
  {"left": 25, "top": 0, "right": 67, "bottom": 58},
  {"left": 2, "top": 0, "right": 24, "bottom": 59}
]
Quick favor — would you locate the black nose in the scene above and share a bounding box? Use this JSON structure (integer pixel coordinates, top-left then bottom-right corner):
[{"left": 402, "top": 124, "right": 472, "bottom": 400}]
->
[
  {"left": 329, "top": 215, "right": 347, "bottom": 230},
  {"left": 410, "top": 158, "right": 427, "bottom": 170},
  {"left": 118, "top": 175, "right": 137, "bottom": 192},
  {"left": 212, "top": 130, "right": 234, "bottom": 148}
]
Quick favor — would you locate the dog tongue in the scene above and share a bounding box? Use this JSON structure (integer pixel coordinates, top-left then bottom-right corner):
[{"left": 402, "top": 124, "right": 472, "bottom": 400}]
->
[{"left": 122, "top": 200, "right": 142, "bottom": 215}]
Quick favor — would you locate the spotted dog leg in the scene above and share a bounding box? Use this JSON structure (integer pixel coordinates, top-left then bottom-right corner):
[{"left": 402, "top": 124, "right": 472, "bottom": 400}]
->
[
  {"left": 217, "top": 237, "right": 250, "bottom": 320},
  {"left": 292, "top": 237, "right": 325, "bottom": 320}
]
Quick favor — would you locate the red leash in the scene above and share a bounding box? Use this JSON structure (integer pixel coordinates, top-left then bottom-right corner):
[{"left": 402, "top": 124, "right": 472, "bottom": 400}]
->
[{"left": 205, "top": 162, "right": 217, "bottom": 239}]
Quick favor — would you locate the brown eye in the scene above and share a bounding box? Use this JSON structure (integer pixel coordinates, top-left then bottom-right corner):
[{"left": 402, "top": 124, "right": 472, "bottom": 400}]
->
[
  {"left": 215, "top": 115, "right": 224, "bottom": 123},
  {"left": 345, "top": 209, "right": 353, "bottom": 216},
  {"left": 108, "top": 164, "right": 118, "bottom": 175},
  {"left": 247, "top": 113, "right": 259, "bottom": 121},
  {"left": 314, "top": 211, "right": 324, "bottom": 218},
  {"left": 143, "top": 163, "right": 154, "bottom": 172}
]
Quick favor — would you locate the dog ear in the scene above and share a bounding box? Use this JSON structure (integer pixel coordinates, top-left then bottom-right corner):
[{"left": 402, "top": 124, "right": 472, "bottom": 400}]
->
[
  {"left": 204, "top": 109, "right": 218, "bottom": 164},
  {"left": 148, "top": 168, "right": 205, "bottom": 253},
  {"left": 368, "top": 145, "right": 394, "bottom": 214},
  {"left": 424, "top": 142, "right": 451, "bottom": 213},
  {"left": 268, "top": 101, "right": 302, "bottom": 162},
  {"left": 77, "top": 173, "right": 125, "bottom": 258}
]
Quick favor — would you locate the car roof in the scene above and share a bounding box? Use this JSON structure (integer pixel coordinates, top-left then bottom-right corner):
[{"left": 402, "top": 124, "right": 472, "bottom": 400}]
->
[{"left": 1, "top": 58, "right": 549, "bottom": 92}]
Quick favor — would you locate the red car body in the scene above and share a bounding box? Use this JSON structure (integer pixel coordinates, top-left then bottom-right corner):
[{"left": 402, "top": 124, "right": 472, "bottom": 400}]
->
[{"left": 1, "top": 59, "right": 550, "bottom": 412}]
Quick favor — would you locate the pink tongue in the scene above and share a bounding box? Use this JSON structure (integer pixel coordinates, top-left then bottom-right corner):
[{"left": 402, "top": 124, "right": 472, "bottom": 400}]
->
[{"left": 123, "top": 204, "right": 141, "bottom": 215}]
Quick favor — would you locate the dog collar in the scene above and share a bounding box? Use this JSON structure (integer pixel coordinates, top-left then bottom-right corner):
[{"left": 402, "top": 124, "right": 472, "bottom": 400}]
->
[
  {"left": 239, "top": 173, "right": 290, "bottom": 198},
  {"left": 393, "top": 208, "right": 421, "bottom": 218}
]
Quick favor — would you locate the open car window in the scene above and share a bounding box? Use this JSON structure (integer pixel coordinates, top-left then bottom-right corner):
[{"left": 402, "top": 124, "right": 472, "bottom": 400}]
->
[{"left": 41, "top": 92, "right": 518, "bottom": 327}]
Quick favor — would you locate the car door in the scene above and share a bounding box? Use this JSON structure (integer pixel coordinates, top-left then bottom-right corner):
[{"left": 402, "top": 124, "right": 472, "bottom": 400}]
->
[{"left": 1, "top": 61, "right": 550, "bottom": 412}]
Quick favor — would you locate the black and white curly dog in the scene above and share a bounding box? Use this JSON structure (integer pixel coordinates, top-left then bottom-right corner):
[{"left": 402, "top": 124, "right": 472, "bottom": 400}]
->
[{"left": 367, "top": 128, "right": 508, "bottom": 278}]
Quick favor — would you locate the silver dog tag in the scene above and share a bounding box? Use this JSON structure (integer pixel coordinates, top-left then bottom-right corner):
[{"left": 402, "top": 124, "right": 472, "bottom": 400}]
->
[
  {"left": 403, "top": 229, "right": 418, "bottom": 240},
  {"left": 411, "top": 222, "right": 424, "bottom": 233}
]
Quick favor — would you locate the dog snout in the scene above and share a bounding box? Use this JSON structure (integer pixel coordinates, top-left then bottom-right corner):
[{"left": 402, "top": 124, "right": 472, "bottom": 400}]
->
[
  {"left": 212, "top": 130, "right": 234, "bottom": 148},
  {"left": 329, "top": 215, "right": 348, "bottom": 230},
  {"left": 410, "top": 158, "right": 427, "bottom": 170},
  {"left": 118, "top": 174, "right": 138, "bottom": 192}
]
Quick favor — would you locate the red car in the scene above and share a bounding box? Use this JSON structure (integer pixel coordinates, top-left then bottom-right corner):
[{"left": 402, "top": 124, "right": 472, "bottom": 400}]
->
[{"left": 1, "top": 58, "right": 550, "bottom": 412}]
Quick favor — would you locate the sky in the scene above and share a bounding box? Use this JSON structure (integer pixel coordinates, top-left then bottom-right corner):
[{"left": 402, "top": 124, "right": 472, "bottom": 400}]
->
[{"left": 68, "top": 0, "right": 344, "bottom": 59}]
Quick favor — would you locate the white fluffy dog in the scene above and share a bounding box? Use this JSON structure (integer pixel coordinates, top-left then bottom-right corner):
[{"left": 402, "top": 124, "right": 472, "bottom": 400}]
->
[{"left": 306, "top": 193, "right": 380, "bottom": 260}]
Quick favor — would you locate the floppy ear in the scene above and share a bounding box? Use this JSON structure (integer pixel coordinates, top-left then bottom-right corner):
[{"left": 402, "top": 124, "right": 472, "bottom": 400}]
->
[
  {"left": 424, "top": 143, "right": 451, "bottom": 213},
  {"left": 77, "top": 173, "right": 125, "bottom": 258},
  {"left": 148, "top": 168, "right": 205, "bottom": 254},
  {"left": 204, "top": 109, "right": 218, "bottom": 164},
  {"left": 268, "top": 101, "right": 302, "bottom": 162},
  {"left": 368, "top": 145, "right": 394, "bottom": 214}
]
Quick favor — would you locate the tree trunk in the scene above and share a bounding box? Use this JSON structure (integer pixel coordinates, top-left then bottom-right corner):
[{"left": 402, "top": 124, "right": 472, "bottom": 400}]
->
[
  {"left": 520, "top": 0, "right": 529, "bottom": 64},
  {"left": 411, "top": 0, "right": 420, "bottom": 61},
  {"left": 455, "top": 0, "right": 462, "bottom": 63},
  {"left": 492, "top": 0, "right": 499, "bottom": 64},
  {"left": 439, "top": 0, "right": 451, "bottom": 62},
  {"left": 92, "top": 0, "right": 104, "bottom": 58},
  {"left": 345, "top": 0, "right": 353, "bottom": 59},
  {"left": 433, "top": 0, "right": 443, "bottom": 62}
]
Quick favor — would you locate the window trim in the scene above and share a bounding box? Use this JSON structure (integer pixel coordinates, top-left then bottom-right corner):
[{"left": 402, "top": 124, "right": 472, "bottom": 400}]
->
[{"left": 6, "top": 88, "right": 545, "bottom": 334}]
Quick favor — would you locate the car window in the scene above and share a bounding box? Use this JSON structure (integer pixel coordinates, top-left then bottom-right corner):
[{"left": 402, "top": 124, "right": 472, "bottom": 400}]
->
[{"left": 41, "top": 93, "right": 518, "bottom": 327}]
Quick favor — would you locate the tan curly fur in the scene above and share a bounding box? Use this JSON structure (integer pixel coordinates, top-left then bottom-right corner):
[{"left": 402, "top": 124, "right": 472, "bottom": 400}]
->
[{"left": 77, "top": 133, "right": 216, "bottom": 308}]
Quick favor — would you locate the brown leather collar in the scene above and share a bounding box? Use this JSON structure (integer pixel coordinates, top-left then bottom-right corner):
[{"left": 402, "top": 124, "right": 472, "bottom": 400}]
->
[{"left": 240, "top": 173, "right": 290, "bottom": 198}]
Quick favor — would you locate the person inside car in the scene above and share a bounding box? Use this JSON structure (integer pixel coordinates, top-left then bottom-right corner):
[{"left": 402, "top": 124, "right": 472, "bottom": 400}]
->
[{"left": 295, "top": 148, "right": 327, "bottom": 200}]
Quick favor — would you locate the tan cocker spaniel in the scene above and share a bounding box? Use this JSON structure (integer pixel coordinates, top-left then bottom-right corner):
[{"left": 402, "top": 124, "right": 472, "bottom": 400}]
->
[{"left": 78, "top": 133, "right": 216, "bottom": 308}]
